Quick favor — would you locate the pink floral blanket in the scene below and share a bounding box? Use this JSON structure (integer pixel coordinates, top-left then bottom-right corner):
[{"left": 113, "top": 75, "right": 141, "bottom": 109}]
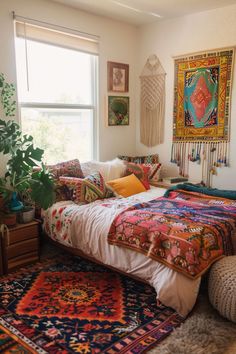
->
[{"left": 108, "top": 190, "right": 236, "bottom": 278}]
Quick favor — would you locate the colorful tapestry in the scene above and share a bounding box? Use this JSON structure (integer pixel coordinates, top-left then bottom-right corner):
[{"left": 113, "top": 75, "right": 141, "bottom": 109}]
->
[
  {"left": 172, "top": 49, "right": 234, "bottom": 186},
  {"left": 108, "top": 190, "right": 235, "bottom": 279},
  {"left": 0, "top": 256, "right": 183, "bottom": 353}
]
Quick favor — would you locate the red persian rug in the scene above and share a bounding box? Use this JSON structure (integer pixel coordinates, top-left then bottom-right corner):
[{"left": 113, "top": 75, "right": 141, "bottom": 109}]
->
[
  {"left": 0, "top": 325, "right": 31, "bottom": 353},
  {"left": 0, "top": 255, "right": 184, "bottom": 353}
]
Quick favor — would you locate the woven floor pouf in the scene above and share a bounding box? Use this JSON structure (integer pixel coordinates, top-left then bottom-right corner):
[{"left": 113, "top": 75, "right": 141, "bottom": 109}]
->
[{"left": 208, "top": 256, "right": 236, "bottom": 323}]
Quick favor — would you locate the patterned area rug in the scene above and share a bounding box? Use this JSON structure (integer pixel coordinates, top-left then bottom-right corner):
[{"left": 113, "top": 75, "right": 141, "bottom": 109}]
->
[
  {"left": 0, "top": 255, "right": 184, "bottom": 353},
  {"left": 0, "top": 325, "right": 30, "bottom": 353},
  {"left": 149, "top": 291, "right": 236, "bottom": 354}
]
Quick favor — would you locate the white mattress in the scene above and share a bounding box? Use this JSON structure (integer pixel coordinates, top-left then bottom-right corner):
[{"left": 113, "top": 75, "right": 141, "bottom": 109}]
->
[{"left": 44, "top": 186, "right": 201, "bottom": 317}]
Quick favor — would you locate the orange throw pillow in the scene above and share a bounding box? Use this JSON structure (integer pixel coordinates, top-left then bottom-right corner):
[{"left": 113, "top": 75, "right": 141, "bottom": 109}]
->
[{"left": 106, "top": 174, "right": 146, "bottom": 197}]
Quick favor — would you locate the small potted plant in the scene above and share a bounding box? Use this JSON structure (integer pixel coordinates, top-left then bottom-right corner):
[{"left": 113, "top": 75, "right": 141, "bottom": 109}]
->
[
  {"left": 0, "top": 119, "right": 55, "bottom": 223},
  {"left": 0, "top": 74, "right": 55, "bottom": 224}
]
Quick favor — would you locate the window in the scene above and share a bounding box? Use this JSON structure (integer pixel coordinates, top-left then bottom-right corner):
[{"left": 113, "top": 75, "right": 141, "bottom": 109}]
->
[{"left": 14, "top": 20, "right": 98, "bottom": 164}]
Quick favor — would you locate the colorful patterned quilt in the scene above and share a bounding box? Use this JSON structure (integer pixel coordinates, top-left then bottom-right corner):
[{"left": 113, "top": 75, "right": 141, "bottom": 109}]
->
[{"left": 108, "top": 190, "right": 236, "bottom": 279}]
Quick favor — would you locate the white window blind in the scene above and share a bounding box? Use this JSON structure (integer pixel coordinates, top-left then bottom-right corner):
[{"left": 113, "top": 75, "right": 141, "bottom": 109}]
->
[
  {"left": 14, "top": 15, "right": 99, "bottom": 164},
  {"left": 15, "top": 20, "right": 99, "bottom": 55}
]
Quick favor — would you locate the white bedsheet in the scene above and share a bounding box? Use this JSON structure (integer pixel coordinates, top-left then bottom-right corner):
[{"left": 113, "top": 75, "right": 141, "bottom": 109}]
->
[{"left": 44, "top": 186, "right": 201, "bottom": 317}]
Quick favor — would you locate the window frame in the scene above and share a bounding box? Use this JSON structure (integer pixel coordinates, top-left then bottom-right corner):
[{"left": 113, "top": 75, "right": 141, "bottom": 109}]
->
[{"left": 15, "top": 27, "right": 99, "bottom": 163}]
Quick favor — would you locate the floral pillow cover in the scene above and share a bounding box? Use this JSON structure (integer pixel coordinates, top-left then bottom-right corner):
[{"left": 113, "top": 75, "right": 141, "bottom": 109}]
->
[{"left": 48, "top": 159, "right": 84, "bottom": 179}]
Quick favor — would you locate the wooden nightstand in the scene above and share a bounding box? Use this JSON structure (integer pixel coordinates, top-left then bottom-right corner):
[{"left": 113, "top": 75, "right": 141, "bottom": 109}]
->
[
  {"left": 150, "top": 176, "right": 194, "bottom": 189},
  {"left": 150, "top": 181, "right": 177, "bottom": 189},
  {"left": 150, "top": 181, "right": 171, "bottom": 189},
  {"left": 0, "top": 237, "right": 3, "bottom": 276},
  {"left": 151, "top": 180, "right": 199, "bottom": 189},
  {"left": 1, "top": 221, "right": 40, "bottom": 274}
]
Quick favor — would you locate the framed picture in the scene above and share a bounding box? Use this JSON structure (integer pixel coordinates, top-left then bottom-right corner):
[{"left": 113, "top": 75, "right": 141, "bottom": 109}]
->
[
  {"left": 108, "top": 96, "right": 129, "bottom": 126},
  {"left": 107, "top": 61, "right": 129, "bottom": 92}
]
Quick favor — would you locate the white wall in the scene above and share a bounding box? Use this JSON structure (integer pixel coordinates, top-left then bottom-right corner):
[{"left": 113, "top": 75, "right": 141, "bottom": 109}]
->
[
  {"left": 137, "top": 4, "right": 236, "bottom": 189},
  {"left": 0, "top": 0, "right": 138, "bottom": 174},
  {"left": 2, "top": 1, "right": 236, "bottom": 189}
]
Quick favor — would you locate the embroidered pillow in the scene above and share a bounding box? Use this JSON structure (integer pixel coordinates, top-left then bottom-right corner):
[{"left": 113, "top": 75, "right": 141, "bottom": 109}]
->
[
  {"left": 54, "top": 180, "right": 74, "bottom": 202},
  {"left": 59, "top": 172, "right": 114, "bottom": 204},
  {"left": 48, "top": 159, "right": 84, "bottom": 179},
  {"left": 106, "top": 174, "right": 146, "bottom": 197},
  {"left": 118, "top": 154, "right": 159, "bottom": 164},
  {"left": 142, "top": 154, "right": 159, "bottom": 164},
  {"left": 125, "top": 162, "right": 150, "bottom": 190},
  {"left": 145, "top": 163, "right": 162, "bottom": 183}
]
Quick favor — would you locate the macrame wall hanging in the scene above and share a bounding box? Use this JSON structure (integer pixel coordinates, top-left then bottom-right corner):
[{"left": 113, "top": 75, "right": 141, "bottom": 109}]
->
[
  {"left": 140, "top": 54, "right": 166, "bottom": 147},
  {"left": 172, "top": 48, "right": 234, "bottom": 187}
]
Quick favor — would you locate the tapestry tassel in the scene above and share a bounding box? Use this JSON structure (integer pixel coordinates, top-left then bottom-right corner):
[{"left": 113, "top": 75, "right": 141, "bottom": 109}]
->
[{"left": 171, "top": 141, "right": 230, "bottom": 187}]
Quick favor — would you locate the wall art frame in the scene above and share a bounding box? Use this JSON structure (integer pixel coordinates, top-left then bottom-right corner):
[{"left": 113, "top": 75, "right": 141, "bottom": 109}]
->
[
  {"left": 107, "top": 95, "right": 129, "bottom": 126},
  {"left": 107, "top": 61, "right": 129, "bottom": 92}
]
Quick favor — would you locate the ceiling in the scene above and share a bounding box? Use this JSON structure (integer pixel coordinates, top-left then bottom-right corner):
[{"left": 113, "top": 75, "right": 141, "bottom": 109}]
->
[{"left": 50, "top": 0, "right": 236, "bottom": 26}]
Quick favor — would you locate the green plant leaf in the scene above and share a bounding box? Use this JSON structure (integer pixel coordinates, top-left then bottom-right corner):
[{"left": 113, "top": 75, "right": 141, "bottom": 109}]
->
[
  {"left": 30, "top": 170, "right": 55, "bottom": 209},
  {"left": 0, "top": 74, "right": 55, "bottom": 210},
  {"left": 0, "top": 74, "right": 16, "bottom": 117}
]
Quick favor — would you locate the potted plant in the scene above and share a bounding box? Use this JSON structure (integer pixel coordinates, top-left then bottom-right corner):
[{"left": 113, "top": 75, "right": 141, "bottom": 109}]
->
[{"left": 0, "top": 74, "right": 54, "bottom": 224}]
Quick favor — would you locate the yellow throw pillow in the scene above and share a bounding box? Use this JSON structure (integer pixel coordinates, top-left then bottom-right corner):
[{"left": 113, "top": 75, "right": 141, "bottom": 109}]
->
[{"left": 106, "top": 174, "right": 146, "bottom": 197}]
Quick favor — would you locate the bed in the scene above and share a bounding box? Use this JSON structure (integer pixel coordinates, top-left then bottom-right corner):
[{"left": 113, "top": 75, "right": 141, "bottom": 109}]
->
[{"left": 43, "top": 160, "right": 236, "bottom": 317}]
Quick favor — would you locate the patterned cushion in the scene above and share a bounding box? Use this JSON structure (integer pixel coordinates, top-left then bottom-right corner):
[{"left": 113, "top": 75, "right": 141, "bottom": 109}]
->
[
  {"left": 54, "top": 180, "right": 74, "bottom": 202},
  {"left": 118, "top": 154, "right": 159, "bottom": 164},
  {"left": 48, "top": 159, "right": 84, "bottom": 179},
  {"left": 125, "top": 163, "right": 150, "bottom": 190},
  {"left": 146, "top": 163, "right": 162, "bottom": 183},
  {"left": 59, "top": 172, "right": 114, "bottom": 204}
]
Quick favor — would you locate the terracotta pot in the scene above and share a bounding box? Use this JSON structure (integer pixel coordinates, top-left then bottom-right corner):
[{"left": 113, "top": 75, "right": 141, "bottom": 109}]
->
[{"left": 18, "top": 207, "right": 35, "bottom": 224}]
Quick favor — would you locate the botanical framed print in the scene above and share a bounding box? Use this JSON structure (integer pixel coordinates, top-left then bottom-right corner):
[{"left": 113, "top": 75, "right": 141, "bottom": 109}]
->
[
  {"left": 107, "top": 61, "right": 129, "bottom": 92},
  {"left": 108, "top": 96, "right": 129, "bottom": 126}
]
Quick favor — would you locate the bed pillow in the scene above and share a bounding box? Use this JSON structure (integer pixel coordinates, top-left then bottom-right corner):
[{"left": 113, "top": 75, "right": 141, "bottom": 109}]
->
[
  {"left": 59, "top": 172, "right": 114, "bottom": 204},
  {"left": 81, "top": 158, "right": 126, "bottom": 182},
  {"left": 118, "top": 154, "right": 159, "bottom": 164},
  {"left": 125, "top": 162, "right": 150, "bottom": 190},
  {"left": 47, "top": 159, "right": 84, "bottom": 179},
  {"left": 146, "top": 163, "right": 162, "bottom": 183},
  {"left": 54, "top": 180, "right": 74, "bottom": 202},
  {"left": 106, "top": 174, "right": 146, "bottom": 197}
]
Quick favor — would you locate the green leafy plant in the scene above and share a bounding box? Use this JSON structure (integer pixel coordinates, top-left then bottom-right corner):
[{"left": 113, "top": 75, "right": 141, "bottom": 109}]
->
[
  {"left": 0, "top": 74, "right": 54, "bottom": 210},
  {"left": 0, "top": 73, "right": 16, "bottom": 117}
]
